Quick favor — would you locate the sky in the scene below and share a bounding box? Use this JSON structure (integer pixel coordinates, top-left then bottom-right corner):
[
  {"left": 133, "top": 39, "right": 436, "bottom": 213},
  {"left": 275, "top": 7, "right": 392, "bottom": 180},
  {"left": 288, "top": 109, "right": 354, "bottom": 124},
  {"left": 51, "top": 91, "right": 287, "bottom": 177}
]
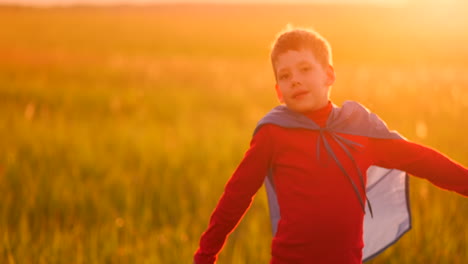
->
[{"left": 0, "top": 0, "right": 411, "bottom": 7}]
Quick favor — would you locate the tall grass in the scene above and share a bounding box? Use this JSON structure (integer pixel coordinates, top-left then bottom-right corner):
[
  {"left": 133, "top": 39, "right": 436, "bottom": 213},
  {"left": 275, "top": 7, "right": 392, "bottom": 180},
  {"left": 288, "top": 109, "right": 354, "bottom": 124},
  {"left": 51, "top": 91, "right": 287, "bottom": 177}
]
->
[{"left": 0, "top": 4, "right": 467, "bottom": 263}]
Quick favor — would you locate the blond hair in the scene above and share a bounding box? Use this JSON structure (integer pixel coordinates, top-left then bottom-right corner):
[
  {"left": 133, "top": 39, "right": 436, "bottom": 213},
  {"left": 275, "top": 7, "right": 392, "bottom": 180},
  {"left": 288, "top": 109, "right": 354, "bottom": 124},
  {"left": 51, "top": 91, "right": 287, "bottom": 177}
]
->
[{"left": 270, "top": 26, "right": 333, "bottom": 80}]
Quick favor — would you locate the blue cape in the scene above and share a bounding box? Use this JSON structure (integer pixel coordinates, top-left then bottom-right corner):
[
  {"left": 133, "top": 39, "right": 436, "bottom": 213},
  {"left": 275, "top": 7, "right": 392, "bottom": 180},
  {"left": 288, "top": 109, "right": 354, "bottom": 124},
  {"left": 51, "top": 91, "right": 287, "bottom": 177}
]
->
[{"left": 254, "top": 101, "right": 411, "bottom": 262}]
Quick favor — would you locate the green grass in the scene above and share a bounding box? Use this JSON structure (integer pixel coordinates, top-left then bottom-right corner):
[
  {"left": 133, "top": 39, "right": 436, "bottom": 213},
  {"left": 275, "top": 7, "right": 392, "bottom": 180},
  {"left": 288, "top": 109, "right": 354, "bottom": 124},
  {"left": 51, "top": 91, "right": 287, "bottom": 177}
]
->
[{"left": 0, "top": 4, "right": 467, "bottom": 263}]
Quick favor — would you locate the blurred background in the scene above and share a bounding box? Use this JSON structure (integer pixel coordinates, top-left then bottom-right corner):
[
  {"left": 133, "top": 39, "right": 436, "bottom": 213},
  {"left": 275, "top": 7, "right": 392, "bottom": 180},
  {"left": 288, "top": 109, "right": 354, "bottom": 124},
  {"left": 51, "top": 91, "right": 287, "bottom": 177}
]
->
[{"left": 0, "top": 0, "right": 467, "bottom": 263}]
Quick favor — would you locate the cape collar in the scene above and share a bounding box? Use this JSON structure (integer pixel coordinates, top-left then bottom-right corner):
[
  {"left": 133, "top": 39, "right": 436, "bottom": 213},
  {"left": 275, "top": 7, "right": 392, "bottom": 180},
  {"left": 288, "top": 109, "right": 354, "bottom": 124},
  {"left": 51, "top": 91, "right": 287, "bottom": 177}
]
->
[{"left": 254, "top": 100, "right": 404, "bottom": 216}]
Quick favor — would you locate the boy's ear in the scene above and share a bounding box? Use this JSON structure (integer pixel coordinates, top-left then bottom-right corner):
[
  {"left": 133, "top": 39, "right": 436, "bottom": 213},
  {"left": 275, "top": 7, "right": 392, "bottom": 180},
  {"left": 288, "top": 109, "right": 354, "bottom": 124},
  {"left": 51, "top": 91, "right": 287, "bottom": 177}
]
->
[
  {"left": 325, "top": 64, "right": 336, "bottom": 87},
  {"left": 275, "top": 84, "right": 284, "bottom": 103}
]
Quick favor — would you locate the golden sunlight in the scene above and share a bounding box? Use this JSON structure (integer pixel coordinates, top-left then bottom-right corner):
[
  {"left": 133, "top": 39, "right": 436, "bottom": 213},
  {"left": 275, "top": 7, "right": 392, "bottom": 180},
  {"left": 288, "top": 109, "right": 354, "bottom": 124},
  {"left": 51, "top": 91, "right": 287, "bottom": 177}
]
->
[{"left": 0, "top": 0, "right": 410, "bottom": 7}]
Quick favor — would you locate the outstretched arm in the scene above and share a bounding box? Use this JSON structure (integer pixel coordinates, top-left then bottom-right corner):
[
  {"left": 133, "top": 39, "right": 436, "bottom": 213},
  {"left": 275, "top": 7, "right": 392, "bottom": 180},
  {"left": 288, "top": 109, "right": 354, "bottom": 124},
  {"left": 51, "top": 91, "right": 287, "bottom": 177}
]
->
[
  {"left": 371, "top": 138, "right": 468, "bottom": 196},
  {"left": 194, "top": 125, "right": 274, "bottom": 264}
]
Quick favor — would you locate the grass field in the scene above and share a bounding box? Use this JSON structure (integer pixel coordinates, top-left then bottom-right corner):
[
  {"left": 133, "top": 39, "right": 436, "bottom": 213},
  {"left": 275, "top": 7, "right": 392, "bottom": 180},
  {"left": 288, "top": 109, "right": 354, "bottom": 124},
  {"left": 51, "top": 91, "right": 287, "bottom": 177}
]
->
[{"left": 0, "top": 3, "right": 467, "bottom": 263}]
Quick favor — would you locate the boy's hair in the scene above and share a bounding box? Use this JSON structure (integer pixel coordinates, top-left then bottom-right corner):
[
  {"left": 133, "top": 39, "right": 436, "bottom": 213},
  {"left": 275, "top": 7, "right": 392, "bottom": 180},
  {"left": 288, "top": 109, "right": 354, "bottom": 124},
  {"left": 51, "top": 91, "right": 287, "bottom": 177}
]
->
[{"left": 270, "top": 26, "right": 333, "bottom": 80}]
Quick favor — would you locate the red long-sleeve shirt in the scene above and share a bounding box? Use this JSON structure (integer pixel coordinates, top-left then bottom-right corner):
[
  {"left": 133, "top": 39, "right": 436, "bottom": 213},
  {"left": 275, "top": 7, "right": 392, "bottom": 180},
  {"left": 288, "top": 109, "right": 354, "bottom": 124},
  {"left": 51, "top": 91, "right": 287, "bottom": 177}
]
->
[{"left": 194, "top": 102, "right": 468, "bottom": 264}]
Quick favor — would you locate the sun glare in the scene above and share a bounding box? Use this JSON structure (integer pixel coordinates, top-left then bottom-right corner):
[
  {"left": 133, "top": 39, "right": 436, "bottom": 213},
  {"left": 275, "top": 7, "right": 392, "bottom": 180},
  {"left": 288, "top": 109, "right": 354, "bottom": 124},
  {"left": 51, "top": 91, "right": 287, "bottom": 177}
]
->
[{"left": 0, "top": 0, "right": 411, "bottom": 7}]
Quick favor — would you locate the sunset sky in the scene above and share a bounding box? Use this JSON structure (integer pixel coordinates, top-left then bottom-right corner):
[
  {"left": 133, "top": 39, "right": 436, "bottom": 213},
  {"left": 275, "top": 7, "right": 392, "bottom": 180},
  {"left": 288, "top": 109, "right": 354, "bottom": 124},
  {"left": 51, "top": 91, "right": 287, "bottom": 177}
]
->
[
  {"left": 0, "top": 0, "right": 413, "bottom": 7},
  {"left": 1, "top": 0, "right": 464, "bottom": 7}
]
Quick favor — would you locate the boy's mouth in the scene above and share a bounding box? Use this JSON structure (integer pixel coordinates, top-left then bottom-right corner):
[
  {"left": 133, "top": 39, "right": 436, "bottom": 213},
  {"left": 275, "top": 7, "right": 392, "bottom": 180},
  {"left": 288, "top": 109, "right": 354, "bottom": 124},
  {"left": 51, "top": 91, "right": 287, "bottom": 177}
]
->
[{"left": 293, "top": 90, "right": 309, "bottom": 99}]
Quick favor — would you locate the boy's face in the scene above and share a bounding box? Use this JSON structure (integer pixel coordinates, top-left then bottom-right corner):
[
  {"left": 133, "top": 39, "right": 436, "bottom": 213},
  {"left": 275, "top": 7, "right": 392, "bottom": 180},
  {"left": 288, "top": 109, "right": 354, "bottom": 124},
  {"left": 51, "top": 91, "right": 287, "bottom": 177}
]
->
[{"left": 274, "top": 49, "right": 335, "bottom": 113}]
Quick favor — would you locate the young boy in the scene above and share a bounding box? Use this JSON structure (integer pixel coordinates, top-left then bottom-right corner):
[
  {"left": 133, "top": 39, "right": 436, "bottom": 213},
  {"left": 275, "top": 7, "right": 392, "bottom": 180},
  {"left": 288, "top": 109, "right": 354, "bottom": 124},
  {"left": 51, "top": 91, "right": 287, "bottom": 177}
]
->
[{"left": 194, "top": 27, "right": 468, "bottom": 264}]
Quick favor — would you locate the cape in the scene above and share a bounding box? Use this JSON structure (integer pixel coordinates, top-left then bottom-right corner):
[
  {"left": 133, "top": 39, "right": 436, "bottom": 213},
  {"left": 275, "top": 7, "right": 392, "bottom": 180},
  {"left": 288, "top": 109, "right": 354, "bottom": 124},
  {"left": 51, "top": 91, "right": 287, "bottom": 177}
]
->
[{"left": 253, "top": 101, "right": 411, "bottom": 262}]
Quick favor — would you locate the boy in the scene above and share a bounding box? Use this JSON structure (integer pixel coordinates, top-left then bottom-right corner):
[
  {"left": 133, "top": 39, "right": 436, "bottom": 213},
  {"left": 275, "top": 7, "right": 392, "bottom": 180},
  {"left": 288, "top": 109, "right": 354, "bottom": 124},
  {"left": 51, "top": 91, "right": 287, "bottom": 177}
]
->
[{"left": 194, "top": 27, "right": 468, "bottom": 264}]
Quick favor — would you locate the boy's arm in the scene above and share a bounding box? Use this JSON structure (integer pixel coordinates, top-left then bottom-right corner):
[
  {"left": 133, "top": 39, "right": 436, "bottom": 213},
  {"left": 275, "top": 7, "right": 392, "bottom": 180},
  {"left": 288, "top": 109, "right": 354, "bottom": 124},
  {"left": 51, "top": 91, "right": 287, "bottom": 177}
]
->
[
  {"left": 194, "top": 125, "right": 274, "bottom": 264},
  {"left": 371, "top": 138, "right": 468, "bottom": 196}
]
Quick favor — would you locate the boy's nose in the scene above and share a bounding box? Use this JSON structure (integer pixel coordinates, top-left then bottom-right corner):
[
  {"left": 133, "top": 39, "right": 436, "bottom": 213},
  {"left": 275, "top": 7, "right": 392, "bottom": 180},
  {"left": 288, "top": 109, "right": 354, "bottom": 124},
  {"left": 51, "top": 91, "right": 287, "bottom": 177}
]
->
[{"left": 291, "top": 74, "right": 301, "bottom": 88}]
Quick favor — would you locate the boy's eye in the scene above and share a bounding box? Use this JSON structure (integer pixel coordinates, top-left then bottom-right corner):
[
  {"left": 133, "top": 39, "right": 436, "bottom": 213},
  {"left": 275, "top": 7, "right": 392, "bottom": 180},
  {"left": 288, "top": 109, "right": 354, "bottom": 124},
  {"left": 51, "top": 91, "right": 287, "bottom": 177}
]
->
[
  {"left": 279, "top": 73, "right": 290, "bottom": 80},
  {"left": 301, "top": 66, "right": 310, "bottom": 72}
]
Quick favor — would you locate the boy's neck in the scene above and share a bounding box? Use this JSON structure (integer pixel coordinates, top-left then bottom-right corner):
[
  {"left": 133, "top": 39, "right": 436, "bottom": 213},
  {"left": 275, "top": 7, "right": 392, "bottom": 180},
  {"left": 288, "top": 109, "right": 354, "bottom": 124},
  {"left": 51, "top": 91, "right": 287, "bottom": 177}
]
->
[{"left": 303, "top": 101, "right": 332, "bottom": 127}]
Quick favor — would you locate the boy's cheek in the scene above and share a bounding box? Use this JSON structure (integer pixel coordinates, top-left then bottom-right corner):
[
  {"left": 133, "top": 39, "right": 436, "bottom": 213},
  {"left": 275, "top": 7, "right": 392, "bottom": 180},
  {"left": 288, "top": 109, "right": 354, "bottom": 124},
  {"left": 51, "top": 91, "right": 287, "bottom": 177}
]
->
[{"left": 275, "top": 84, "right": 285, "bottom": 102}]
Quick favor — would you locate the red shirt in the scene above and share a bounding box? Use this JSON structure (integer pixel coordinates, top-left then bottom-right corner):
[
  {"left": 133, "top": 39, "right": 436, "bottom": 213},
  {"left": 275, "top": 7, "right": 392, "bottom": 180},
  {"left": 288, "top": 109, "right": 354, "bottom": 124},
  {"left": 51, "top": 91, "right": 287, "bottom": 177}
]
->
[{"left": 194, "top": 102, "right": 468, "bottom": 264}]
